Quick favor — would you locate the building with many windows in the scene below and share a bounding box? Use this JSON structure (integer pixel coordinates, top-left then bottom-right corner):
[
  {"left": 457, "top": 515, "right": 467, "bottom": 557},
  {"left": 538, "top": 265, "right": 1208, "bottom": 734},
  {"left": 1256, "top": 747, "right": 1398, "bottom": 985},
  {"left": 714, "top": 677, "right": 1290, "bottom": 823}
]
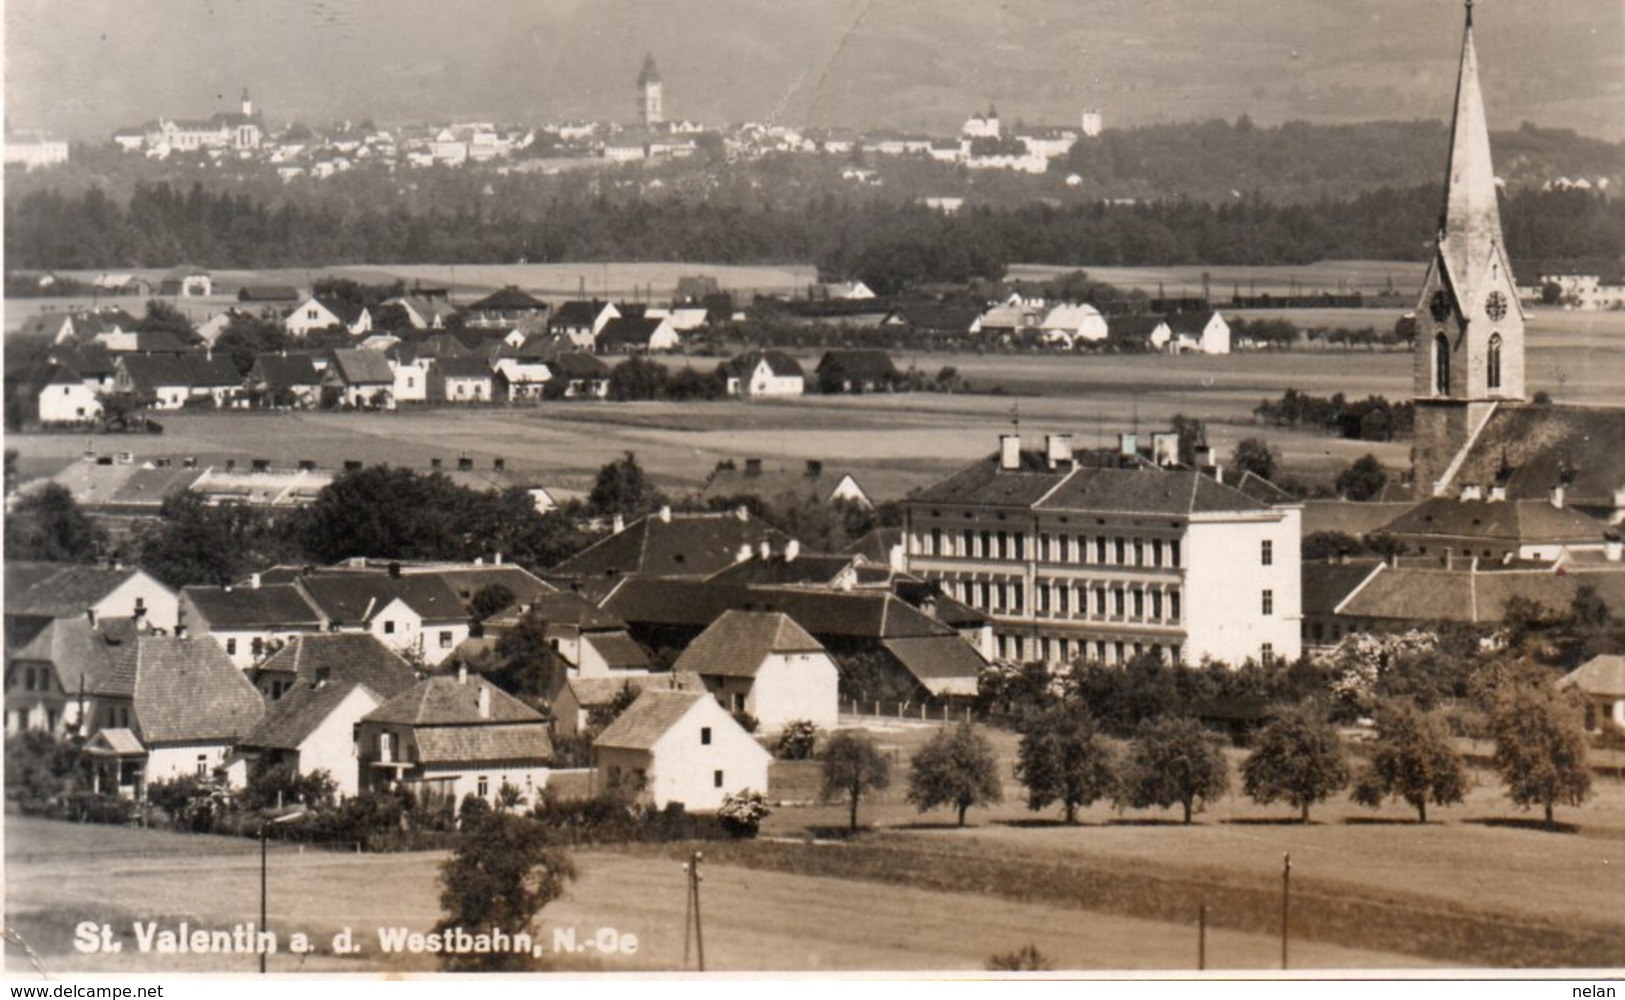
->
[{"left": 903, "top": 434, "right": 1301, "bottom": 668}]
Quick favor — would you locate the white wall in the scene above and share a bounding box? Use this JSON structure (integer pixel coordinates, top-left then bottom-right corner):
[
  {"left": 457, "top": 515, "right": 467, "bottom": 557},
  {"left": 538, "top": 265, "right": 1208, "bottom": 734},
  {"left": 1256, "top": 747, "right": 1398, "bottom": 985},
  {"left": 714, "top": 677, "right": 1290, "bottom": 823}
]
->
[
  {"left": 147, "top": 742, "right": 233, "bottom": 783},
  {"left": 750, "top": 652, "right": 839, "bottom": 730},
  {"left": 1183, "top": 508, "right": 1302, "bottom": 665},
  {"left": 103, "top": 573, "right": 180, "bottom": 631},
  {"left": 295, "top": 686, "right": 380, "bottom": 798},
  {"left": 39, "top": 383, "right": 103, "bottom": 423},
  {"left": 412, "top": 762, "right": 550, "bottom": 806},
  {"left": 600, "top": 698, "right": 770, "bottom": 811}
]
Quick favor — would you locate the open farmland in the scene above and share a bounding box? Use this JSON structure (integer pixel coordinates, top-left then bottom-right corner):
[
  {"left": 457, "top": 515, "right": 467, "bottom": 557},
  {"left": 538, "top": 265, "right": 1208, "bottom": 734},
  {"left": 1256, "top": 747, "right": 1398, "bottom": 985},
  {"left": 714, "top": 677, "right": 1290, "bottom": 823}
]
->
[{"left": 1006, "top": 260, "right": 1431, "bottom": 298}]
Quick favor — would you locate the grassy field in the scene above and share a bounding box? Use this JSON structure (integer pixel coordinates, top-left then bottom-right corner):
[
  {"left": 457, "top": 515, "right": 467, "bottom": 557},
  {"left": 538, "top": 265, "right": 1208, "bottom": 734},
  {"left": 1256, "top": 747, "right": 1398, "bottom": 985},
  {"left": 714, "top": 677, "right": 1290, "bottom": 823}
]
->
[{"left": 1006, "top": 261, "right": 1431, "bottom": 298}]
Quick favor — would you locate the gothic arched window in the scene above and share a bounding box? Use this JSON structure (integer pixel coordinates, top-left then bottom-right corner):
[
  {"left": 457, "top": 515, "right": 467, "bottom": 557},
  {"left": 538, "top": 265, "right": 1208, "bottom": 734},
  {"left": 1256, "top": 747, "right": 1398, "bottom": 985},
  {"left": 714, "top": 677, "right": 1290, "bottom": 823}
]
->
[
  {"left": 1434, "top": 334, "right": 1451, "bottom": 396},
  {"left": 1487, "top": 333, "right": 1503, "bottom": 390}
]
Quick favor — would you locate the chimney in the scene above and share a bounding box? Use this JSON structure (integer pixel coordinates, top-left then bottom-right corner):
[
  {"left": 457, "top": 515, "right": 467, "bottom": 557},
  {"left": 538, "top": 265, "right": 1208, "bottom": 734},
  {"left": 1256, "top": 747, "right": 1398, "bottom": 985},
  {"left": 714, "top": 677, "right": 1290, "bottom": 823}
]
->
[
  {"left": 805, "top": 459, "right": 823, "bottom": 478},
  {"left": 785, "top": 539, "right": 800, "bottom": 562},
  {"left": 658, "top": 505, "right": 672, "bottom": 523},
  {"left": 478, "top": 683, "right": 491, "bottom": 719},
  {"left": 735, "top": 505, "right": 749, "bottom": 522},
  {"left": 1045, "top": 433, "right": 1074, "bottom": 470},
  {"left": 999, "top": 433, "right": 1021, "bottom": 471},
  {"left": 250, "top": 573, "right": 261, "bottom": 589},
  {"left": 759, "top": 539, "right": 772, "bottom": 560},
  {"left": 493, "top": 457, "right": 506, "bottom": 472},
  {"left": 85, "top": 607, "right": 97, "bottom": 628},
  {"left": 458, "top": 457, "right": 473, "bottom": 471},
  {"left": 736, "top": 543, "right": 752, "bottom": 563},
  {"left": 494, "top": 552, "right": 503, "bottom": 565},
  {"left": 1551, "top": 484, "right": 1566, "bottom": 509},
  {"left": 388, "top": 561, "right": 402, "bottom": 579},
  {"left": 1488, "top": 484, "right": 1507, "bottom": 502},
  {"left": 458, "top": 663, "right": 468, "bottom": 685},
  {"left": 1606, "top": 532, "right": 1622, "bottom": 563},
  {"left": 1444, "top": 547, "right": 1453, "bottom": 570},
  {"left": 431, "top": 457, "right": 443, "bottom": 469},
  {"left": 612, "top": 512, "right": 626, "bottom": 534},
  {"left": 744, "top": 458, "right": 763, "bottom": 477},
  {"left": 225, "top": 459, "right": 237, "bottom": 472},
  {"left": 298, "top": 459, "right": 315, "bottom": 472},
  {"left": 1461, "top": 484, "right": 1483, "bottom": 501}
]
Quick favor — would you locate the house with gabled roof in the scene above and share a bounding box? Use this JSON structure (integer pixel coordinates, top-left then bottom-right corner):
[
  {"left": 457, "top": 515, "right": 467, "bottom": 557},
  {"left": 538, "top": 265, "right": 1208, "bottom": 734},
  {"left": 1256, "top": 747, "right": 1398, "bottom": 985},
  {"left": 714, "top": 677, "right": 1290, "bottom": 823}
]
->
[
  {"left": 85, "top": 635, "right": 265, "bottom": 791},
  {"left": 324, "top": 349, "right": 397, "bottom": 409},
  {"left": 464, "top": 286, "right": 549, "bottom": 329},
  {"left": 384, "top": 294, "right": 461, "bottom": 330},
  {"left": 296, "top": 571, "right": 469, "bottom": 666},
  {"left": 698, "top": 458, "right": 872, "bottom": 510},
  {"left": 593, "top": 688, "right": 771, "bottom": 810},
  {"left": 227, "top": 680, "right": 385, "bottom": 797},
  {"left": 547, "top": 351, "right": 611, "bottom": 397},
  {"left": 1166, "top": 311, "right": 1231, "bottom": 355},
  {"left": 6, "top": 562, "right": 179, "bottom": 632},
  {"left": 180, "top": 581, "right": 326, "bottom": 668},
  {"left": 1376, "top": 495, "right": 1610, "bottom": 565},
  {"left": 815, "top": 350, "right": 900, "bottom": 393},
  {"left": 1558, "top": 655, "right": 1625, "bottom": 734},
  {"left": 722, "top": 351, "right": 804, "bottom": 398},
  {"left": 249, "top": 632, "right": 418, "bottom": 703},
  {"left": 672, "top": 610, "right": 838, "bottom": 729},
  {"left": 549, "top": 300, "right": 620, "bottom": 343},
  {"left": 285, "top": 295, "right": 373, "bottom": 338},
  {"left": 596, "top": 315, "right": 679, "bottom": 354},
  {"left": 552, "top": 671, "right": 700, "bottom": 740},
  {"left": 428, "top": 356, "right": 496, "bottom": 403},
  {"left": 880, "top": 303, "right": 984, "bottom": 338},
  {"left": 551, "top": 507, "right": 794, "bottom": 584},
  {"left": 481, "top": 589, "right": 650, "bottom": 691},
  {"left": 247, "top": 352, "right": 322, "bottom": 408},
  {"left": 34, "top": 362, "right": 104, "bottom": 424},
  {"left": 113, "top": 354, "right": 194, "bottom": 409},
  {"left": 357, "top": 669, "right": 552, "bottom": 806},
  {"left": 4, "top": 615, "right": 140, "bottom": 737},
  {"left": 1038, "top": 303, "right": 1110, "bottom": 346}
]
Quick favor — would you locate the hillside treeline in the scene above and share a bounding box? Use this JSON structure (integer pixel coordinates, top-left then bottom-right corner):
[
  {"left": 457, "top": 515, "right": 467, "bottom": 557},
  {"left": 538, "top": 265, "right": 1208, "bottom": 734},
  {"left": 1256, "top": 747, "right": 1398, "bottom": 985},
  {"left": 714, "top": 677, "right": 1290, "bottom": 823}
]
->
[{"left": 5, "top": 180, "right": 1619, "bottom": 292}]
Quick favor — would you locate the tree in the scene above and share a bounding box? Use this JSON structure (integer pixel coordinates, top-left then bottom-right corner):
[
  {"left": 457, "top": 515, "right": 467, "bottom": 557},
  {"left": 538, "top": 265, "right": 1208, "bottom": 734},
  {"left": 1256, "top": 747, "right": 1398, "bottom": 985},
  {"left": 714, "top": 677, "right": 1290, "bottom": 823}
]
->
[
  {"left": 469, "top": 583, "right": 517, "bottom": 623},
  {"left": 133, "top": 491, "right": 294, "bottom": 588},
  {"left": 1117, "top": 716, "right": 1231, "bottom": 825},
  {"left": 1169, "top": 414, "right": 1207, "bottom": 467},
  {"left": 1490, "top": 681, "right": 1591, "bottom": 829},
  {"left": 1335, "top": 454, "right": 1389, "bottom": 501},
  {"left": 1231, "top": 438, "right": 1279, "bottom": 483},
  {"left": 1350, "top": 701, "right": 1468, "bottom": 823},
  {"left": 435, "top": 809, "right": 575, "bottom": 971},
  {"left": 1014, "top": 704, "right": 1116, "bottom": 823},
  {"left": 588, "top": 451, "right": 664, "bottom": 518},
  {"left": 136, "top": 299, "right": 198, "bottom": 340},
  {"left": 820, "top": 731, "right": 891, "bottom": 834},
  {"left": 1242, "top": 707, "right": 1350, "bottom": 822},
  {"left": 907, "top": 721, "right": 1004, "bottom": 827},
  {"left": 606, "top": 356, "right": 668, "bottom": 401},
  {"left": 4, "top": 483, "right": 105, "bottom": 562}
]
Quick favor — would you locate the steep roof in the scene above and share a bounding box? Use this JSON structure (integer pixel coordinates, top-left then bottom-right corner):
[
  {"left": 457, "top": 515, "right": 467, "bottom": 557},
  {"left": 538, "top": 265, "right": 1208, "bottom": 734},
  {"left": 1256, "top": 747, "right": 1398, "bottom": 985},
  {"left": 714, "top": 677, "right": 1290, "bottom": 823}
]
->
[
  {"left": 413, "top": 722, "right": 552, "bottom": 765},
  {"left": 433, "top": 356, "right": 495, "bottom": 379},
  {"left": 881, "top": 636, "right": 986, "bottom": 693},
  {"left": 1447, "top": 405, "right": 1625, "bottom": 510},
  {"left": 183, "top": 583, "right": 323, "bottom": 629},
  {"left": 118, "top": 354, "right": 192, "bottom": 389},
  {"left": 551, "top": 300, "right": 612, "bottom": 327},
  {"left": 603, "top": 578, "right": 960, "bottom": 641},
  {"left": 1336, "top": 565, "right": 1625, "bottom": 624},
  {"left": 1301, "top": 560, "right": 1383, "bottom": 617},
  {"left": 704, "top": 553, "right": 860, "bottom": 588},
  {"left": 697, "top": 465, "right": 865, "bottom": 508},
  {"left": 594, "top": 690, "right": 705, "bottom": 752},
  {"left": 467, "top": 286, "right": 549, "bottom": 313},
  {"left": 1300, "top": 500, "right": 1416, "bottom": 539},
  {"left": 250, "top": 353, "right": 321, "bottom": 388},
  {"left": 242, "top": 680, "right": 378, "bottom": 750},
  {"left": 548, "top": 352, "right": 611, "bottom": 379},
  {"left": 364, "top": 674, "right": 542, "bottom": 726},
  {"left": 672, "top": 610, "right": 825, "bottom": 677},
  {"left": 551, "top": 512, "right": 793, "bottom": 581},
  {"left": 1436, "top": 5, "right": 1508, "bottom": 304},
  {"left": 597, "top": 316, "right": 669, "bottom": 348},
  {"left": 483, "top": 589, "right": 624, "bottom": 630},
  {"left": 313, "top": 296, "right": 367, "bottom": 326},
  {"left": 1377, "top": 497, "right": 1607, "bottom": 545},
  {"left": 816, "top": 350, "right": 897, "bottom": 379},
  {"left": 4, "top": 615, "right": 136, "bottom": 697},
  {"left": 4, "top": 563, "right": 164, "bottom": 618},
  {"left": 582, "top": 632, "right": 653, "bottom": 671},
  {"left": 252, "top": 633, "right": 417, "bottom": 699},
  {"left": 428, "top": 566, "right": 555, "bottom": 614},
  {"left": 327, "top": 349, "right": 394, "bottom": 385},
  {"left": 636, "top": 53, "right": 663, "bottom": 86},
  {"left": 1039, "top": 465, "right": 1271, "bottom": 516},
  {"left": 125, "top": 636, "right": 265, "bottom": 744},
  {"left": 1559, "top": 655, "right": 1625, "bottom": 699},
  {"left": 1110, "top": 315, "right": 1170, "bottom": 338},
  {"left": 724, "top": 350, "right": 804, "bottom": 379},
  {"left": 1166, "top": 311, "right": 1223, "bottom": 335}
]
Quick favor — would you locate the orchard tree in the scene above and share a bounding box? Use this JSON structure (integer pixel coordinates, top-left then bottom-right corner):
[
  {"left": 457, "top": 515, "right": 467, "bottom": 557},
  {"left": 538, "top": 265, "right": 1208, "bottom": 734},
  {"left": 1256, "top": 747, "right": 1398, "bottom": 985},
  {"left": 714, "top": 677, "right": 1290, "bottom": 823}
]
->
[
  {"left": 820, "top": 731, "right": 892, "bottom": 834},
  {"left": 588, "top": 451, "right": 665, "bottom": 518},
  {"left": 1335, "top": 454, "right": 1389, "bottom": 502},
  {"left": 1350, "top": 701, "right": 1468, "bottom": 823},
  {"left": 1490, "top": 681, "right": 1591, "bottom": 829},
  {"left": 1242, "top": 707, "right": 1349, "bottom": 823},
  {"left": 1117, "top": 716, "right": 1230, "bottom": 825},
  {"left": 907, "top": 721, "right": 1004, "bottom": 827},
  {"left": 435, "top": 809, "right": 575, "bottom": 971},
  {"left": 1014, "top": 704, "right": 1116, "bottom": 824}
]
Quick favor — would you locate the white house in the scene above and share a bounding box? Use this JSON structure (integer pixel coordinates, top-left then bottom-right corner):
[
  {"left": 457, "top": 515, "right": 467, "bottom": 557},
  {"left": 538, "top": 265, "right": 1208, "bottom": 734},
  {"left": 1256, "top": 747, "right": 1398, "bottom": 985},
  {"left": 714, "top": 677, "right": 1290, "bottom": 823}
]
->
[
  {"left": 1558, "top": 655, "right": 1625, "bottom": 734},
  {"left": 6, "top": 561, "right": 180, "bottom": 632},
  {"left": 229, "top": 681, "right": 384, "bottom": 797},
  {"left": 723, "top": 351, "right": 805, "bottom": 398},
  {"left": 180, "top": 582, "right": 326, "bottom": 669},
  {"left": 357, "top": 670, "right": 553, "bottom": 806},
  {"left": 36, "top": 364, "right": 104, "bottom": 424},
  {"left": 672, "top": 611, "right": 840, "bottom": 731},
  {"left": 389, "top": 353, "right": 433, "bottom": 404},
  {"left": 297, "top": 574, "right": 469, "bottom": 667},
  {"left": 1167, "top": 312, "right": 1231, "bottom": 355},
  {"left": 593, "top": 689, "right": 772, "bottom": 811},
  {"left": 285, "top": 296, "right": 373, "bottom": 338},
  {"left": 1038, "top": 303, "right": 1110, "bottom": 347}
]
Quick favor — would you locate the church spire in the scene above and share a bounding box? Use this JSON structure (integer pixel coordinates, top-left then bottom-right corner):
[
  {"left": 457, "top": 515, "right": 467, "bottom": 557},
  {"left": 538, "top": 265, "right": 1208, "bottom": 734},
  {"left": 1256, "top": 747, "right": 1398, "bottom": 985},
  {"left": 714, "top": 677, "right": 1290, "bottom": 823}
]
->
[{"left": 1437, "top": 0, "right": 1503, "bottom": 299}]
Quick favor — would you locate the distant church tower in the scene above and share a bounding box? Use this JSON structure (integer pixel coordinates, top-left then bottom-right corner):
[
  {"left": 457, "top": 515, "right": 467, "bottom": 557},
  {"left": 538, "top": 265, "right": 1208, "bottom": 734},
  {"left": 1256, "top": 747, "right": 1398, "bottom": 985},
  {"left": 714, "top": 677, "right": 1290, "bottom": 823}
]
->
[
  {"left": 637, "top": 54, "right": 664, "bottom": 128},
  {"left": 1411, "top": 1, "right": 1525, "bottom": 497}
]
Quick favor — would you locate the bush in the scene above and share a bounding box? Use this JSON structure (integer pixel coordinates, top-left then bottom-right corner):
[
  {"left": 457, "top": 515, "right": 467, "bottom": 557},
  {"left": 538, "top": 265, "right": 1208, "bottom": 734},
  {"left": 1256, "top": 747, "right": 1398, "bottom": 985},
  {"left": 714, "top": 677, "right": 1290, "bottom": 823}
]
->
[
  {"left": 717, "top": 789, "right": 772, "bottom": 839},
  {"left": 987, "top": 944, "right": 1055, "bottom": 971},
  {"left": 731, "top": 710, "right": 760, "bottom": 734},
  {"left": 62, "top": 791, "right": 139, "bottom": 825},
  {"left": 774, "top": 720, "right": 819, "bottom": 760},
  {"left": 146, "top": 775, "right": 235, "bottom": 832}
]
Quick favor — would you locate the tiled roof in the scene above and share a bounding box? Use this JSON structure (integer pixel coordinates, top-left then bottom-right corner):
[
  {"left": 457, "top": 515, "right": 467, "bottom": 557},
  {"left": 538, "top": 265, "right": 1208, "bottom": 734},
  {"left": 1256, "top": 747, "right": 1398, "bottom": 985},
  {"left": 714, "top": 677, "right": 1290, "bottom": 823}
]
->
[
  {"left": 414, "top": 722, "right": 552, "bottom": 764},
  {"left": 467, "top": 286, "right": 549, "bottom": 312},
  {"left": 593, "top": 689, "right": 703, "bottom": 751},
  {"left": 238, "top": 286, "right": 303, "bottom": 302},
  {"left": 564, "top": 671, "right": 701, "bottom": 708},
  {"left": 299, "top": 573, "right": 466, "bottom": 623},
  {"left": 243, "top": 680, "right": 378, "bottom": 750},
  {"left": 126, "top": 636, "right": 265, "bottom": 744},
  {"left": 364, "top": 674, "right": 543, "bottom": 726},
  {"left": 429, "top": 566, "right": 555, "bottom": 613},
  {"left": 1166, "top": 311, "right": 1223, "bottom": 335},
  {"left": 697, "top": 466, "right": 864, "bottom": 508},
  {"left": 252, "top": 633, "right": 417, "bottom": 699},
  {"left": 314, "top": 296, "right": 366, "bottom": 326},
  {"left": 551, "top": 300, "right": 611, "bottom": 327},
  {"left": 548, "top": 352, "right": 611, "bottom": 378},
  {"left": 551, "top": 512, "right": 793, "bottom": 581},
  {"left": 843, "top": 527, "right": 903, "bottom": 563},
  {"left": 582, "top": 632, "right": 653, "bottom": 670},
  {"left": 885, "top": 304, "right": 983, "bottom": 332},
  {"left": 673, "top": 610, "right": 824, "bottom": 677},
  {"left": 603, "top": 578, "right": 960, "bottom": 641},
  {"left": 5, "top": 563, "right": 163, "bottom": 618},
  {"left": 1448, "top": 404, "right": 1625, "bottom": 509},
  {"left": 327, "top": 349, "right": 395, "bottom": 385},
  {"left": 483, "top": 589, "right": 624, "bottom": 630},
  {"left": 1378, "top": 497, "right": 1607, "bottom": 544},
  {"left": 1559, "top": 655, "right": 1625, "bottom": 698},
  {"left": 705, "top": 553, "right": 858, "bottom": 587},
  {"left": 910, "top": 456, "right": 1069, "bottom": 508},
  {"left": 433, "top": 356, "right": 494, "bottom": 379},
  {"left": 724, "top": 350, "right": 804, "bottom": 379},
  {"left": 118, "top": 354, "right": 192, "bottom": 389},
  {"left": 816, "top": 350, "right": 897, "bottom": 379},
  {"left": 1337, "top": 565, "right": 1625, "bottom": 624},
  {"left": 184, "top": 583, "right": 323, "bottom": 629},
  {"left": 250, "top": 353, "right": 321, "bottom": 388},
  {"left": 596, "top": 316, "right": 668, "bottom": 348},
  {"left": 1301, "top": 500, "right": 1416, "bottom": 539},
  {"left": 4, "top": 615, "right": 136, "bottom": 696},
  {"left": 881, "top": 636, "right": 985, "bottom": 691},
  {"left": 1037, "top": 465, "right": 1270, "bottom": 516},
  {"left": 1301, "top": 560, "right": 1383, "bottom": 616}
]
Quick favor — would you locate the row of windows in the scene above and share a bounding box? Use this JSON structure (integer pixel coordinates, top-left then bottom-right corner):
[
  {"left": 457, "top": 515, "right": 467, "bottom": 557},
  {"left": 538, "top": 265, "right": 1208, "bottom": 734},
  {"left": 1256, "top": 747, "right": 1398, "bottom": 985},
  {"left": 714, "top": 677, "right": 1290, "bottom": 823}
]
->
[
  {"left": 923, "top": 527, "right": 1183, "bottom": 569},
  {"left": 995, "top": 634, "right": 1183, "bottom": 666},
  {"left": 947, "top": 577, "right": 1187, "bottom": 624},
  {"left": 1433, "top": 332, "right": 1505, "bottom": 395}
]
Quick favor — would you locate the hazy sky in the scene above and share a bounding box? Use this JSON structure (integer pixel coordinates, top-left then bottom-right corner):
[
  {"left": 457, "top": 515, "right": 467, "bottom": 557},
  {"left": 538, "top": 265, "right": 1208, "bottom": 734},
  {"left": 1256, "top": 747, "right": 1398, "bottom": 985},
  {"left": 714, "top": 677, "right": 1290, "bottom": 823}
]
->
[{"left": 6, "top": 0, "right": 1623, "bottom": 140}]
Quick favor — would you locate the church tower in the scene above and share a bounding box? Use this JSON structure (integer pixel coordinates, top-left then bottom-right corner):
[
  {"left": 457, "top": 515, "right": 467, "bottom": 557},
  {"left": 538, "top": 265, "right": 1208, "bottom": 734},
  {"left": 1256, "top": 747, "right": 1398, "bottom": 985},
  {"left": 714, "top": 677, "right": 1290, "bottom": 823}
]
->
[
  {"left": 636, "top": 54, "right": 664, "bottom": 128},
  {"left": 1412, "top": 1, "right": 1526, "bottom": 496}
]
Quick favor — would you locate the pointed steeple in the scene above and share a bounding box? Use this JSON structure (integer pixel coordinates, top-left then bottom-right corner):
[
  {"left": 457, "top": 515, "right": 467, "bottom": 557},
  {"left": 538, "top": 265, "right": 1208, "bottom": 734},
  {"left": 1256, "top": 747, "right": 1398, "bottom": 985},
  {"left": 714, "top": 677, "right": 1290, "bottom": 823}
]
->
[
  {"left": 637, "top": 53, "right": 662, "bottom": 87},
  {"left": 1437, "top": 0, "right": 1504, "bottom": 303}
]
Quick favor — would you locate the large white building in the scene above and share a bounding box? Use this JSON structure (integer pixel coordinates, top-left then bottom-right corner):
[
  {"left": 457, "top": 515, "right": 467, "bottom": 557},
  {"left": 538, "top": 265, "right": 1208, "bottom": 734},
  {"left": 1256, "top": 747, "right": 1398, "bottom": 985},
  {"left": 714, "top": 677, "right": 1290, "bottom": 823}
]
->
[{"left": 903, "top": 434, "right": 1301, "bottom": 668}]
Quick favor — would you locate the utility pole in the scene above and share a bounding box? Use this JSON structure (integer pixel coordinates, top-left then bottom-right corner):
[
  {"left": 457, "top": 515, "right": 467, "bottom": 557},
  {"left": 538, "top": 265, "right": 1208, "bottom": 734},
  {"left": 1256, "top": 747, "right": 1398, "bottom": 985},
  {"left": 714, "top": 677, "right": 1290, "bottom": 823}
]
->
[
  {"left": 689, "top": 851, "right": 706, "bottom": 971},
  {"left": 260, "top": 822, "right": 269, "bottom": 974},
  {"left": 1280, "top": 852, "right": 1291, "bottom": 971},
  {"left": 1197, "top": 903, "right": 1206, "bottom": 971},
  {"left": 681, "top": 856, "right": 693, "bottom": 971}
]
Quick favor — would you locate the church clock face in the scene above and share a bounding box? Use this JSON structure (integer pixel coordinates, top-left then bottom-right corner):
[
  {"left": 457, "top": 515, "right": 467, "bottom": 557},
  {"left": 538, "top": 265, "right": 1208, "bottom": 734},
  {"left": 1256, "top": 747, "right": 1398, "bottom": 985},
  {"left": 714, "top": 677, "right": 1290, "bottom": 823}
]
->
[
  {"left": 1485, "top": 291, "right": 1507, "bottom": 321},
  {"left": 1429, "top": 290, "right": 1454, "bottom": 322}
]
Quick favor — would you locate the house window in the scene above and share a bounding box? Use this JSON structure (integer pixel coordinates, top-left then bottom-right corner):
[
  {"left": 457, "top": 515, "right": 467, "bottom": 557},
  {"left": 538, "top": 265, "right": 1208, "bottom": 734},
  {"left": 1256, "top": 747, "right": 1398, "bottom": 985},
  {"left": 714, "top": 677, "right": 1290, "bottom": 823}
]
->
[
  {"left": 997, "top": 531, "right": 1009, "bottom": 560},
  {"left": 1039, "top": 533, "right": 1051, "bottom": 561},
  {"left": 1114, "top": 538, "right": 1126, "bottom": 565},
  {"left": 439, "top": 630, "right": 453, "bottom": 649},
  {"left": 196, "top": 755, "right": 208, "bottom": 777},
  {"left": 1133, "top": 539, "right": 1144, "bottom": 566},
  {"left": 1170, "top": 540, "right": 1181, "bottom": 567},
  {"left": 1096, "top": 537, "right": 1107, "bottom": 563},
  {"left": 1151, "top": 591, "right": 1163, "bottom": 620},
  {"left": 1114, "top": 641, "right": 1125, "bottom": 664},
  {"left": 477, "top": 776, "right": 489, "bottom": 798},
  {"left": 979, "top": 530, "right": 992, "bottom": 559},
  {"left": 731, "top": 693, "right": 745, "bottom": 713},
  {"left": 1011, "top": 583, "right": 1024, "bottom": 613},
  {"left": 1261, "top": 540, "right": 1274, "bottom": 566},
  {"left": 1013, "top": 533, "right": 1026, "bottom": 560},
  {"left": 1132, "top": 589, "right": 1144, "bottom": 619},
  {"left": 701, "top": 727, "right": 712, "bottom": 746},
  {"left": 1113, "top": 589, "right": 1125, "bottom": 617},
  {"left": 713, "top": 770, "right": 724, "bottom": 789},
  {"left": 1153, "top": 539, "right": 1164, "bottom": 567},
  {"left": 225, "top": 638, "right": 239, "bottom": 656},
  {"left": 962, "top": 529, "right": 974, "bottom": 557},
  {"left": 1262, "top": 590, "right": 1274, "bottom": 616},
  {"left": 1094, "top": 640, "right": 1107, "bottom": 662},
  {"left": 1170, "top": 590, "right": 1181, "bottom": 621},
  {"left": 1095, "top": 587, "right": 1107, "bottom": 616},
  {"left": 931, "top": 528, "right": 943, "bottom": 555},
  {"left": 383, "top": 620, "right": 396, "bottom": 635},
  {"left": 1058, "top": 586, "right": 1070, "bottom": 615},
  {"left": 1261, "top": 643, "right": 1275, "bottom": 664}
]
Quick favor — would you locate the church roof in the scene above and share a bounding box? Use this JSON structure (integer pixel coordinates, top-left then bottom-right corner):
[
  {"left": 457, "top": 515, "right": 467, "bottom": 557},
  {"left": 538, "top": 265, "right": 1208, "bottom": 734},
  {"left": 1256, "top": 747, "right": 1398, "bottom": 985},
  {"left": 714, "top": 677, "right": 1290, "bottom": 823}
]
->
[{"left": 637, "top": 54, "right": 662, "bottom": 86}]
